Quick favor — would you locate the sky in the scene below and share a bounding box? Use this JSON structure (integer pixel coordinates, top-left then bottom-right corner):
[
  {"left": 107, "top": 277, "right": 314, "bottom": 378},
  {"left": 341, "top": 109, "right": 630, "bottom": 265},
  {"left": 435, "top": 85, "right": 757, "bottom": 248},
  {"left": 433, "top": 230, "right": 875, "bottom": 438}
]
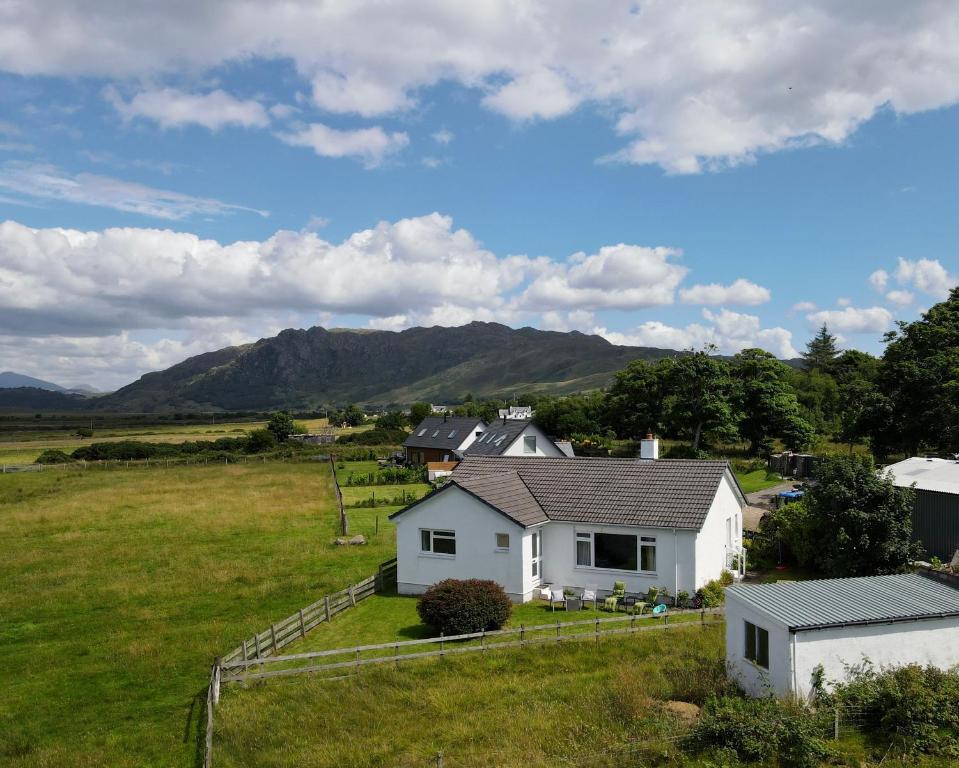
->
[{"left": 1, "top": 1, "right": 957, "bottom": 391}]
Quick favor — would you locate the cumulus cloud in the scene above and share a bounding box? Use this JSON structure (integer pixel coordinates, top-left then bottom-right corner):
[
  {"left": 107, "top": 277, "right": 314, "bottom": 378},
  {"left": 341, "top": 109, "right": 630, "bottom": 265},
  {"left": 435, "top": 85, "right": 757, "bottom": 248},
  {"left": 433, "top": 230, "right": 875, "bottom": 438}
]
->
[
  {"left": 885, "top": 289, "right": 914, "bottom": 307},
  {"left": 806, "top": 306, "right": 893, "bottom": 334},
  {"left": 869, "top": 268, "right": 889, "bottom": 292},
  {"left": 519, "top": 245, "right": 687, "bottom": 310},
  {"left": 0, "top": 162, "right": 268, "bottom": 220},
  {"left": 596, "top": 308, "right": 798, "bottom": 359},
  {"left": 894, "top": 257, "right": 956, "bottom": 300},
  {"left": 105, "top": 86, "right": 270, "bottom": 130},
  {"left": 679, "top": 278, "right": 770, "bottom": 306},
  {"left": 791, "top": 301, "right": 817, "bottom": 313},
  {"left": 2, "top": 2, "right": 959, "bottom": 172},
  {"left": 276, "top": 123, "right": 409, "bottom": 167},
  {"left": 432, "top": 129, "right": 454, "bottom": 145}
]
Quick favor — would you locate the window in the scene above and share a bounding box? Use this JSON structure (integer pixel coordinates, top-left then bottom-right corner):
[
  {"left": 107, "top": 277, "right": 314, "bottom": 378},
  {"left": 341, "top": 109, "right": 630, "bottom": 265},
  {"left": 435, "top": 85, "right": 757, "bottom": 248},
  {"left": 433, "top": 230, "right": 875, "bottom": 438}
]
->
[
  {"left": 640, "top": 536, "right": 657, "bottom": 572},
  {"left": 495, "top": 532, "right": 510, "bottom": 550},
  {"left": 431, "top": 429, "right": 440, "bottom": 438},
  {"left": 576, "top": 532, "right": 592, "bottom": 566},
  {"left": 595, "top": 533, "right": 638, "bottom": 571},
  {"left": 448, "top": 430, "right": 457, "bottom": 438},
  {"left": 744, "top": 621, "right": 769, "bottom": 669},
  {"left": 417, "top": 428, "right": 427, "bottom": 436},
  {"left": 523, "top": 435, "right": 537, "bottom": 453},
  {"left": 420, "top": 529, "right": 456, "bottom": 556}
]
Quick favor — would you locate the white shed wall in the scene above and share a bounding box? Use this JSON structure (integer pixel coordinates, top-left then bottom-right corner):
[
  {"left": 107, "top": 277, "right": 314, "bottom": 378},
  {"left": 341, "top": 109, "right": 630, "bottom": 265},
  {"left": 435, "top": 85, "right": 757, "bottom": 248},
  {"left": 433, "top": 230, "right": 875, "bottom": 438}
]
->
[
  {"left": 394, "top": 487, "right": 528, "bottom": 601},
  {"left": 694, "top": 474, "right": 744, "bottom": 588},
  {"left": 725, "top": 593, "right": 793, "bottom": 697}
]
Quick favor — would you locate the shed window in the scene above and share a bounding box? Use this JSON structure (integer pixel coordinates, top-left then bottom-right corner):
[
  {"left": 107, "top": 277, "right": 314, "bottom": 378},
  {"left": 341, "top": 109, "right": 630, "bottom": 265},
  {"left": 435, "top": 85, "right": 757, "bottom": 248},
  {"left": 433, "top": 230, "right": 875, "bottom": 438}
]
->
[
  {"left": 523, "top": 435, "right": 537, "bottom": 453},
  {"left": 495, "top": 533, "right": 510, "bottom": 551},
  {"left": 744, "top": 621, "right": 769, "bottom": 669},
  {"left": 420, "top": 529, "right": 456, "bottom": 556}
]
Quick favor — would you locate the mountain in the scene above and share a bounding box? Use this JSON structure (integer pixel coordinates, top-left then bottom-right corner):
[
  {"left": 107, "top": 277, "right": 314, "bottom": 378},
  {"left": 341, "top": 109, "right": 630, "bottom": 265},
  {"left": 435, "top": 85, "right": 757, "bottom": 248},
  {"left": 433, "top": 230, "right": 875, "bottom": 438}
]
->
[
  {"left": 0, "top": 371, "right": 67, "bottom": 391},
  {"left": 96, "top": 322, "right": 680, "bottom": 412},
  {"left": 0, "top": 387, "right": 94, "bottom": 411}
]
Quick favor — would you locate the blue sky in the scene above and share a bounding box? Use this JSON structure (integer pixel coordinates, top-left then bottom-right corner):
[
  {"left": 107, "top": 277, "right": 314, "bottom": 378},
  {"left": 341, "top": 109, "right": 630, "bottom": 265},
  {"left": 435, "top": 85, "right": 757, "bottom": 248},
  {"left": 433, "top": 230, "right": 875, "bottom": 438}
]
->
[{"left": 0, "top": 2, "right": 957, "bottom": 389}]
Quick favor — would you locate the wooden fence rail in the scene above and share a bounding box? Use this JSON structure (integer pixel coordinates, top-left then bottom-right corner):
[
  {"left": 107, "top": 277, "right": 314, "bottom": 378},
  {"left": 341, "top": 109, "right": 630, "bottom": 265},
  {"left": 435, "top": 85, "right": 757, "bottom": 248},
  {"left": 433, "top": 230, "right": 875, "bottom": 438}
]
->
[{"left": 221, "top": 608, "right": 723, "bottom": 683}]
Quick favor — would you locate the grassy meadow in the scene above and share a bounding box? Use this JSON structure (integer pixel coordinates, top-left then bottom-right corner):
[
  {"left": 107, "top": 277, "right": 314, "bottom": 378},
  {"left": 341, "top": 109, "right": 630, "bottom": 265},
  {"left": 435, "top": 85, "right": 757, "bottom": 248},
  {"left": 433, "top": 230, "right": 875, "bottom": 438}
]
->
[{"left": 0, "top": 459, "right": 390, "bottom": 767}]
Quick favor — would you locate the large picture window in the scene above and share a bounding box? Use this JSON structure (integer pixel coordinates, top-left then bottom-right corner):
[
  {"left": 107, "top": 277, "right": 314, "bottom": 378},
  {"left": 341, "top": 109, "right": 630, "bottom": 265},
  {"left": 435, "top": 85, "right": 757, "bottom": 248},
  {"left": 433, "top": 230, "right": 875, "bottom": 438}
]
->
[
  {"left": 575, "top": 532, "right": 657, "bottom": 573},
  {"left": 744, "top": 621, "right": 769, "bottom": 669},
  {"left": 420, "top": 529, "right": 456, "bottom": 556}
]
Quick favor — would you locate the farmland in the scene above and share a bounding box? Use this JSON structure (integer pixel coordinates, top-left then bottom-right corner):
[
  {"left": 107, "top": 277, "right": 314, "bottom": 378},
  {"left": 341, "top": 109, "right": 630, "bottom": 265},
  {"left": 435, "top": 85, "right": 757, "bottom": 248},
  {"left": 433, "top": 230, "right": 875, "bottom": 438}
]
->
[{"left": 0, "top": 458, "right": 387, "bottom": 767}]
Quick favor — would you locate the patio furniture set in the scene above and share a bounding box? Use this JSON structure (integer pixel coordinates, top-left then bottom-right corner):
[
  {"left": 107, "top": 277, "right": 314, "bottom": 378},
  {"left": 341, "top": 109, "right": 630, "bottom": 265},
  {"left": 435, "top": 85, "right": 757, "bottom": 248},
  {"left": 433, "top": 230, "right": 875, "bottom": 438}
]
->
[{"left": 540, "top": 581, "right": 667, "bottom": 614}]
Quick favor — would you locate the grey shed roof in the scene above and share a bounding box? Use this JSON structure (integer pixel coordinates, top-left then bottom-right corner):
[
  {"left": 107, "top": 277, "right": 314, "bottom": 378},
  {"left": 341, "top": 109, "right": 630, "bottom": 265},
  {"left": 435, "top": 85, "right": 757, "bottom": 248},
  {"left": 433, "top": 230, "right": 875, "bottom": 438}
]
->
[
  {"left": 404, "top": 417, "right": 486, "bottom": 450},
  {"left": 727, "top": 572, "right": 959, "bottom": 632},
  {"left": 449, "top": 455, "right": 744, "bottom": 529},
  {"left": 464, "top": 419, "right": 536, "bottom": 456}
]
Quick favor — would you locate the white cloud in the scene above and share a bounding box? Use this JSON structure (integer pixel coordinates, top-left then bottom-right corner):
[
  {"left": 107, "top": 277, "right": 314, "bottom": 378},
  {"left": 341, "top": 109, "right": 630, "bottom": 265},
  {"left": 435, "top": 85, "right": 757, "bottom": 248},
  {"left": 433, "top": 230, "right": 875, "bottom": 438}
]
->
[
  {"left": 432, "top": 129, "right": 454, "bottom": 145},
  {"left": 836, "top": 296, "right": 852, "bottom": 307},
  {"left": 869, "top": 268, "right": 889, "bottom": 292},
  {"left": 596, "top": 308, "right": 798, "bottom": 358},
  {"left": 0, "top": 162, "right": 268, "bottom": 220},
  {"left": 538, "top": 310, "right": 596, "bottom": 332},
  {"left": 105, "top": 86, "right": 269, "bottom": 131},
  {"left": 806, "top": 306, "right": 893, "bottom": 334},
  {"left": 3, "top": 3, "right": 959, "bottom": 172},
  {"left": 791, "top": 300, "right": 817, "bottom": 313},
  {"left": 679, "top": 278, "right": 770, "bottom": 306},
  {"left": 520, "top": 245, "right": 687, "bottom": 310},
  {"left": 885, "top": 289, "right": 914, "bottom": 307},
  {"left": 276, "top": 123, "right": 409, "bottom": 167},
  {"left": 894, "top": 257, "right": 956, "bottom": 300}
]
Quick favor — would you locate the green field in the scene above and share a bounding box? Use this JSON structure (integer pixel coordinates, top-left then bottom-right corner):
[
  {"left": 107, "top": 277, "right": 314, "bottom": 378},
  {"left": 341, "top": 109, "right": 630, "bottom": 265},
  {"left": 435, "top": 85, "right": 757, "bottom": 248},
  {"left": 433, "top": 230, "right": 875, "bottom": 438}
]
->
[
  {"left": 0, "top": 460, "right": 390, "bottom": 767},
  {"left": 734, "top": 468, "right": 785, "bottom": 494}
]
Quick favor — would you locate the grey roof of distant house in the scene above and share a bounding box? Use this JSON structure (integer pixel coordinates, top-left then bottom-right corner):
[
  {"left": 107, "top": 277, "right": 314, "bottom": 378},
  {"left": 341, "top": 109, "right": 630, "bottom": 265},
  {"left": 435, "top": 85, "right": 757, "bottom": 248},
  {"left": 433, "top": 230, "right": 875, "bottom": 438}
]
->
[
  {"left": 446, "top": 455, "right": 745, "bottom": 529},
  {"left": 464, "top": 419, "right": 536, "bottom": 456},
  {"left": 404, "top": 417, "right": 486, "bottom": 449},
  {"left": 726, "top": 572, "right": 959, "bottom": 632}
]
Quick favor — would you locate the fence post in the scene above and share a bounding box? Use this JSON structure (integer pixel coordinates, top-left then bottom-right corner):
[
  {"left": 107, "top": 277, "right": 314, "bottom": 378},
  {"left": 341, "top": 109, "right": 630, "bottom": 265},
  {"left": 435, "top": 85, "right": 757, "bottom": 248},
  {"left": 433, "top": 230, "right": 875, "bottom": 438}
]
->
[
  {"left": 299, "top": 609, "right": 306, "bottom": 638},
  {"left": 325, "top": 596, "right": 331, "bottom": 623},
  {"left": 482, "top": 629, "right": 486, "bottom": 651},
  {"left": 440, "top": 632, "right": 445, "bottom": 656},
  {"left": 595, "top": 617, "right": 600, "bottom": 641},
  {"left": 270, "top": 624, "right": 278, "bottom": 654},
  {"left": 556, "top": 620, "right": 561, "bottom": 639},
  {"left": 436, "top": 751, "right": 444, "bottom": 768},
  {"left": 212, "top": 657, "right": 221, "bottom": 705},
  {"left": 834, "top": 706, "right": 840, "bottom": 740},
  {"left": 349, "top": 586, "right": 356, "bottom": 608},
  {"left": 520, "top": 624, "right": 525, "bottom": 646}
]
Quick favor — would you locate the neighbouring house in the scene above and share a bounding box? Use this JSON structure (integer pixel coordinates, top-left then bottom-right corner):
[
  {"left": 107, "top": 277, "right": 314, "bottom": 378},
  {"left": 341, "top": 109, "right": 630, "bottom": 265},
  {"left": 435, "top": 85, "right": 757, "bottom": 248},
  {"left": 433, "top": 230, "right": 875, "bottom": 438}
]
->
[
  {"left": 389, "top": 438, "right": 747, "bottom": 602},
  {"left": 430, "top": 404, "right": 450, "bottom": 414},
  {"left": 725, "top": 572, "right": 959, "bottom": 701},
  {"left": 884, "top": 457, "right": 959, "bottom": 561},
  {"left": 426, "top": 461, "right": 458, "bottom": 482},
  {"left": 404, "top": 416, "right": 486, "bottom": 465},
  {"left": 465, "top": 418, "right": 570, "bottom": 458},
  {"left": 497, "top": 405, "right": 533, "bottom": 420}
]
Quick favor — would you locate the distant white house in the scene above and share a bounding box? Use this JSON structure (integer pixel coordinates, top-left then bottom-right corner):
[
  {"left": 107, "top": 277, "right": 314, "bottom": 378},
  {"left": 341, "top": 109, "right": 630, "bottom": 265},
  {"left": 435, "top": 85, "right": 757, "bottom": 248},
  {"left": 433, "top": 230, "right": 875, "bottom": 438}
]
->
[
  {"left": 883, "top": 457, "right": 959, "bottom": 561},
  {"left": 466, "top": 418, "right": 569, "bottom": 458},
  {"left": 725, "top": 573, "right": 959, "bottom": 700},
  {"left": 390, "top": 439, "right": 747, "bottom": 602},
  {"left": 497, "top": 405, "right": 533, "bottom": 420}
]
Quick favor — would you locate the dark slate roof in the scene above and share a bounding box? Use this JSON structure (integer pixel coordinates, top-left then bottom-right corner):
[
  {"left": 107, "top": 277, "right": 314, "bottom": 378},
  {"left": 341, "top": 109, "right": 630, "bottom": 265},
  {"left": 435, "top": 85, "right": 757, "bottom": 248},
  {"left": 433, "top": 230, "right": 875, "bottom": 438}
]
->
[
  {"left": 449, "top": 455, "right": 743, "bottom": 529},
  {"left": 404, "top": 417, "right": 486, "bottom": 449},
  {"left": 727, "top": 573, "right": 959, "bottom": 632},
  {"left": 453, "top": 471, "right": 549, "bottom": 526},
  {"left": 464, "top": 419, "right": 534, "bottom": 456}
]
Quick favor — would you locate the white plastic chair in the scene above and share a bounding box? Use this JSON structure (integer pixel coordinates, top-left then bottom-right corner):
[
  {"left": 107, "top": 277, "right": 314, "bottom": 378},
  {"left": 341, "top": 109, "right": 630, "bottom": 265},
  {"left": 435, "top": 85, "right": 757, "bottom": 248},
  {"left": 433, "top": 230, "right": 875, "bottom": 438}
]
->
[
  {"left": 550, "top": 587, "right": 566, "bottom": 612},
  {"left": 581, "top": 584, "right": 598, "bottom": 609}
]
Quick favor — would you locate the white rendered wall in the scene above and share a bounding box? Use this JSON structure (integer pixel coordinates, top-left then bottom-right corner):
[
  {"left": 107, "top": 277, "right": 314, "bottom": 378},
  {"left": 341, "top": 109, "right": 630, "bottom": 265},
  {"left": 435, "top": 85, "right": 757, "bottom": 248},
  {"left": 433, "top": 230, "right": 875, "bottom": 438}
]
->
[
  {"left": 394, "top": 486, "right": 527, "bottom": 600},
  {"left": 540, "top": 521, "right": 698, "bottom": 597},
  {"left": 455, "top": 423, "right": 486, "bottom": 453},
  {"left": 694, "top": 474, "right": 744, "bottom": 588},
  {"left": 499, "top": 423, "right": 567, "bottom": 457},
  {"left": 725, "top": 593, "right": 794, "bottom": 698}
]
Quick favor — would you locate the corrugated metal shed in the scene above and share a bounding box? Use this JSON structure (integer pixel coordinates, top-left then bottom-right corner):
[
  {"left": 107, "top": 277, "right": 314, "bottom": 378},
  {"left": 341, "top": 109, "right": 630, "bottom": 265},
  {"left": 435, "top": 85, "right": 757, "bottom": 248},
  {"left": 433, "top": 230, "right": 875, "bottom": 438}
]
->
[
  {"left": 727, "top": 573, "right": 959, "bottom": 632},
  {"left": 885, "top": 457, "right": 959, "bottom": 495}
]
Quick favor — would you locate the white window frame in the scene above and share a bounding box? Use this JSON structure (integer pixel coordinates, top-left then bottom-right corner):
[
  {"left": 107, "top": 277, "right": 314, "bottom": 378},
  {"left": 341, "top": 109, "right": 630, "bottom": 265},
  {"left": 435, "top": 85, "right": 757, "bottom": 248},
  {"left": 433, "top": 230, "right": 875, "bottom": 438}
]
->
[
  {"left": 523, "top": 434, "right": 537, "bottom": 454},
  {"left": 495, "top": 532, "right": 510, "bottom": 551},
  {"left": 744, "top": 620, "right": 769, "bottom": 669},
  {"left": 573, "top": 530, "right": 657, "bottom": 574},
  {"left": 576, "top": 531, "right": 592, "bottom": 567},
  {"left": 420, "top": 528, "right": 456, "bottom": 558}
]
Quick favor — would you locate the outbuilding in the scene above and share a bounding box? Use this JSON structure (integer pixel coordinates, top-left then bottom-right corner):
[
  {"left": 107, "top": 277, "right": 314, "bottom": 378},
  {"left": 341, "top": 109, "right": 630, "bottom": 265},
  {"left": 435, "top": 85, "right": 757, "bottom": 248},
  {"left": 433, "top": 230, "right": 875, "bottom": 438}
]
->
[
  {"left": 725, "top": 572, "right": 959, "bottom": 701},
  {"left": 884, "top": 457, "right": 959, "bottom": 562}
]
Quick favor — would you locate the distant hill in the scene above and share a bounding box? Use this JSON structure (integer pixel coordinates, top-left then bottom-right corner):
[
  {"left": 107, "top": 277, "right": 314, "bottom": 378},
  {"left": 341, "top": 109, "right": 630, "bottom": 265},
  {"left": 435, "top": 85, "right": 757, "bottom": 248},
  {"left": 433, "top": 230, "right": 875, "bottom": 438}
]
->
[
  {"left": 95, "top": 322, "right": 681, "bottom": 412},
  {"left": 0, "top": 387, "right": 94, "bottom": 411},
  {"left": 0, "top": 371, "right": 67, "bottom": 391}
]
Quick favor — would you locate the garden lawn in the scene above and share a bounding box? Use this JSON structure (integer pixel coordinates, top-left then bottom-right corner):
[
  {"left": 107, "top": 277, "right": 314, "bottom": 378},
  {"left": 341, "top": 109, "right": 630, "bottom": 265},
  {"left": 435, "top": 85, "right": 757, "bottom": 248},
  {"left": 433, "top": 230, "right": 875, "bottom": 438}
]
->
[
  {"left": 734, "top": 469, "right": 785, "bottom": 494},
  {"left": 0, "top": 460, "right": 393, "bottom": 768}
]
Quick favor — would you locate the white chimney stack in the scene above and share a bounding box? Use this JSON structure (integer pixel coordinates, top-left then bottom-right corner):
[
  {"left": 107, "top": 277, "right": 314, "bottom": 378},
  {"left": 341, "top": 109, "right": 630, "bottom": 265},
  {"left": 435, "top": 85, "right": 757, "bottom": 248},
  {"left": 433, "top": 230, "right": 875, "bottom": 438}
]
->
[{"left": 640, "top": 432, "right": 659, "bottom": 460}]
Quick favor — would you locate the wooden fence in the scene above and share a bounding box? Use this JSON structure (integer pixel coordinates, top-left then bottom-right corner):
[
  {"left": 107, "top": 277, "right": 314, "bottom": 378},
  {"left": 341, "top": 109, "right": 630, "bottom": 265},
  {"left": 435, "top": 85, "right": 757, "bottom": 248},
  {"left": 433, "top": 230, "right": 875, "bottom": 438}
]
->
[
  {"left": 203, "top": 658, "right": 221, "bottom": 768},
  {"left": 220, "top": 608, "right": 724, "bottom": 684},
  {"left": 329, "top": 455, "right": 348, "bottom": 535},
  {"left": 221, "top": 559, "right": 397, "bottom": 666}
]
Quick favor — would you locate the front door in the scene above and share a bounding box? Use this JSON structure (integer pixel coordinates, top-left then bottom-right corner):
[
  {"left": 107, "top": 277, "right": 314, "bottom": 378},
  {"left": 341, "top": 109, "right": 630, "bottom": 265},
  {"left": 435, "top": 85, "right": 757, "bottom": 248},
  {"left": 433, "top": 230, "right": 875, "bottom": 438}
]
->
[{"left": 531, "top": 531, "right": 541, "bottom": 585}]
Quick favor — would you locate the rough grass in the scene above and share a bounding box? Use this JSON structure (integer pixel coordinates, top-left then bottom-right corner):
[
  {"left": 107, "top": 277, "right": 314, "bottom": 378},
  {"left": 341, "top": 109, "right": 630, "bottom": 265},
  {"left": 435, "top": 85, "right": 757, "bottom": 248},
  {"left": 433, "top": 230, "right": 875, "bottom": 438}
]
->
[{"left": 0, "top": 461, "right": 390, "bottom": 767}]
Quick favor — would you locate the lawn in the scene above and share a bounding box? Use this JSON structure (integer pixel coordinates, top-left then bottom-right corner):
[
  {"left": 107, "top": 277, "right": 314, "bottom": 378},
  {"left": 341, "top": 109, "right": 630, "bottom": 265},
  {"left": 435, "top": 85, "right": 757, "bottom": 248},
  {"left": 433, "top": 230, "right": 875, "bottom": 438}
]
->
[
  {"left": 0, "top": 460, "right": 393, "bottom": 767},
  {"left": 734, "top": 468, "right": 785, "bottom": 494}
]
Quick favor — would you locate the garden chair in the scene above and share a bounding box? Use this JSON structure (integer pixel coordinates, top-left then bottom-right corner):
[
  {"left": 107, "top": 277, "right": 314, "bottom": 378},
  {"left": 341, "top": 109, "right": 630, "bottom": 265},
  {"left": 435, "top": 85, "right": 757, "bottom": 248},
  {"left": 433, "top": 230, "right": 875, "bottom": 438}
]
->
[
  {"left": 549, "top": 586, "right": 566, "bottom": 612},
  {"left": 581, "top": 583, "right": 598, "bottom": 609},
  {"left": 603, "top": 580, "right": 626, "bottom": 612}
]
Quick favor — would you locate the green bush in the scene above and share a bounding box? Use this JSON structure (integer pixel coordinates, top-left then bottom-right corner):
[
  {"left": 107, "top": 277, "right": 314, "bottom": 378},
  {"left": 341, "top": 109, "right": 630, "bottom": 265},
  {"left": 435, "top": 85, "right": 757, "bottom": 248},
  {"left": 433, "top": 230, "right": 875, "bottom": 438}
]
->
[
  {"left": 35, "top": 449, "right": 74, "bottom": 464},
  {"left": 416, "top": 579, "right": 512, "bottom": 636},
  {"left": 246, "top": 429, "right": 278, "bottom": 453},
  {"left": 336, "top": 428, "right": 407, "bottom": 446}
]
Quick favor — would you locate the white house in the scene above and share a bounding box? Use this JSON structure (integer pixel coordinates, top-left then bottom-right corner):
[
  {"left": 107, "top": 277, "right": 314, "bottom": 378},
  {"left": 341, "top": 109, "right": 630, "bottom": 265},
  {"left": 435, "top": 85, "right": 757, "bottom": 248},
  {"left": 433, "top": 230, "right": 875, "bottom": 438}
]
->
[
  {"left": 389, "top": 441, "right": 747, "bottom": 602},
  {"left": 466, "top": 418, "right": 570, "bottom": 458},
  {"left": 725, "top": 573, "right": 959, "bottom": 701},
  {"left": 497, "top": 405, "right": 533, "bottom": 420}
]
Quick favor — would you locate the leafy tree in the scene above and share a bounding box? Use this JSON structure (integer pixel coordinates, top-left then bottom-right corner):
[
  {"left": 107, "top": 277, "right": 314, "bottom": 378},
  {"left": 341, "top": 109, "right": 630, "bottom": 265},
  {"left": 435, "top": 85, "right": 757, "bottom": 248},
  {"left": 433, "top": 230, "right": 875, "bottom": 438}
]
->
[
  {"left": 377, "top": 410, "right": 408, "bottom": 430},
  {"left": 604, "top": 358, "right": 667, "bottom": 439},
  {"left": 868, "top": 288, "right": 959, "bottom": 456},
  {"left": 533, "top": 392, "right": 607, "bottom": 438},
  {"left": 341, "top": 404, "right": 366, "bottom": 427},
  {"left": 802, "top": 323, "right": 839, "bottom": 371},
  {"left": 830, "top": 350, "right": 880, "bottom": 450},
  {"left": 661, "top": 350, "right": 737, "bottom": 451},
  {"left": 800, "top": 455, "right": 918, "bottom": 576},
  {"left": 732, "top": 349, "right": 814, "bottom": 454},
  {"left": 409, "top": 402, "right": 431, "bottom": 427},
  {"left": 266, "top": 411, "right": 296, "bottom": 442},
  {"left": 246, "top": 428, "right": 278, "bottom": 453}
]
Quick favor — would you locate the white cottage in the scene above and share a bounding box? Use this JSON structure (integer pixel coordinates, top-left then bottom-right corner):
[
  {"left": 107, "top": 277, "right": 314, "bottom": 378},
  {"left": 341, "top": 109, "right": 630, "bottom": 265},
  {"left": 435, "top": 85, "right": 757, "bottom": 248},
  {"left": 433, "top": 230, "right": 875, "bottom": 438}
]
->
[
  {"left": 465, "top": 418, "right": 571, "bottom": 458},
  {"left": 725, "top": 573, "right": 959, "bottom": 701},
  {"left": 389, "top": 444, "right": 747, "bottom": 602}
]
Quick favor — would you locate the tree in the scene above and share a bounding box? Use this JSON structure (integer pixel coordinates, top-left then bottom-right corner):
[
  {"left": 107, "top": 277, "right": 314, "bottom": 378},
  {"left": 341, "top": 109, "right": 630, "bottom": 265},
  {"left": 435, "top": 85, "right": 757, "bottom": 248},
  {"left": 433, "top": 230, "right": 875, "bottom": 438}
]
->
[
  {"left": 533, "top": 393, "right": 607, "bottom": 438},
  {"left": 246, "top": 428, "right": 278, "bottom": 453},
  {"left": 604, "top": 359, "right": 667, "bottom": 440},
  {"left": 341, "top": 404, "right": 366, "bottom": 427},
  {"left": 409, "top": 402, "right": 431, "bottom": 427},
  {"left": 377, "top": 410, "right": 408, "bottom": 430},
  {"left": 266, "top": 411, "right": 296, "bottom": 442},
  {"left": 868, "top": 288, "right": 959, "bottom": 456},
  {"left": 802, "top": 324, "right": 838, "bottom": 371},
  {"left": 732, "top": 349, "right": 814, "bottom": 455},
  {"left": 661, "top": 350, "right": 737, "bottom": 451},
  {"left": 801, "top": 455, "right": 918, "bottom": 576}
]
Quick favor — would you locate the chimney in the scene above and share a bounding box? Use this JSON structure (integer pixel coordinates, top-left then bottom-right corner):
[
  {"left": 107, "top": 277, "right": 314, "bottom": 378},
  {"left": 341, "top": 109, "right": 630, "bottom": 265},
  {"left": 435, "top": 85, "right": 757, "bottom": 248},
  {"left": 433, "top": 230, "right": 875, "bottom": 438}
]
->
[{"left": 640, "top": 431, "right": 659, "bottom": 460}]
